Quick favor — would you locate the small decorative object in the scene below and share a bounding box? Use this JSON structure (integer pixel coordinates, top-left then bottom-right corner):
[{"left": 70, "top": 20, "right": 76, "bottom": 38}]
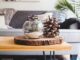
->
[
  {"left": 14, "top": 16, "right": 63, "bottom": 46},
  {"left": 23, "top": 15, "right": 43, "bottom": 39},
  {"left": 43, "top": 16, "right": 60, "bottom": 38}
]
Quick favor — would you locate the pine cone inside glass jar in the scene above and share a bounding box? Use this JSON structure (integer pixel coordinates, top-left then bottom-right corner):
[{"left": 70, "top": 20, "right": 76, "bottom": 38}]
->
[{"left": 23, "top": 15, "right": 43, "bottom": 39}]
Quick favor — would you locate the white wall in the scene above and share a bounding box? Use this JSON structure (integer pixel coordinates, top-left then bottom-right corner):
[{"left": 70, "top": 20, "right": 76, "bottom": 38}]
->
[{"left": 0, "top": 0, "right": 57, "bottom": 11}]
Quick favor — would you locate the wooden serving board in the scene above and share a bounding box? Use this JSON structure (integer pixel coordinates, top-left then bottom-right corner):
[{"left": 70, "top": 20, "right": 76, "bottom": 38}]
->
[{"left": 14, "top": 36, "right": 63, "bottom": 46}]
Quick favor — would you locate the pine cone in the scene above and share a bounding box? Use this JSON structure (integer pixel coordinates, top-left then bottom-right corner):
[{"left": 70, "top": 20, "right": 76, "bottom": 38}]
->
[{"left": 43, "top": 16, "right": 60, "bottom": 38}]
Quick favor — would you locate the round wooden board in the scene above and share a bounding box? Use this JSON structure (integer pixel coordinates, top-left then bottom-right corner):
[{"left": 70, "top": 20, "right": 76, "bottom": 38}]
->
[{"left": 14, "top": 36, "right": 63, "bottom": 46}]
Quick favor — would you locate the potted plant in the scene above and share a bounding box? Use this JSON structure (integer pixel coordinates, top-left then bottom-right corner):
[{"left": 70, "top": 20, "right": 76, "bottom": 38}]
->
[
  {"left": 55, "top": 0, "right": 80, "bottom": 29},
  {"left": 55, "top": 0, "right": 78, "bottom": 18}
]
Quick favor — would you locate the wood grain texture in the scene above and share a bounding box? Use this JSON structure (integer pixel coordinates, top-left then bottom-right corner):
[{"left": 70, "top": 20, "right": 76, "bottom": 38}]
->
[
  {"left": 14, "top": 36, "right": 62, "bottom": 46},
  {"left": 0, "top": 36, "right": 72, "bottom": 51}
]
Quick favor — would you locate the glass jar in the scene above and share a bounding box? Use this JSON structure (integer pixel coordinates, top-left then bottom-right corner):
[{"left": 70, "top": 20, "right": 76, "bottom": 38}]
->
[{"left": 23, "top": 15, "right": 43, "bottom": 39}]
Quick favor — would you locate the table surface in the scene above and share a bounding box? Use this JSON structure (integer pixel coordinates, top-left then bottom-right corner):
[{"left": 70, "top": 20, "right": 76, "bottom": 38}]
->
[{"left": 0, "top": 36, "right": 72, "bottom": 51}]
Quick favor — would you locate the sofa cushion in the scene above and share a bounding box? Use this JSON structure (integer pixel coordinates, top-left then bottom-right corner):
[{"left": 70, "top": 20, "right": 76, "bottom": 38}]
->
[{"left": 9, "top": 11, "right": 47, "bottom": 29}]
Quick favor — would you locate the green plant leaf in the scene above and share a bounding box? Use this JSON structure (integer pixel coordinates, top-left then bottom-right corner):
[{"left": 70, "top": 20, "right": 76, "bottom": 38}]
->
[{"left": 55, "top": 0, "right": 75, "bottom": 13}]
